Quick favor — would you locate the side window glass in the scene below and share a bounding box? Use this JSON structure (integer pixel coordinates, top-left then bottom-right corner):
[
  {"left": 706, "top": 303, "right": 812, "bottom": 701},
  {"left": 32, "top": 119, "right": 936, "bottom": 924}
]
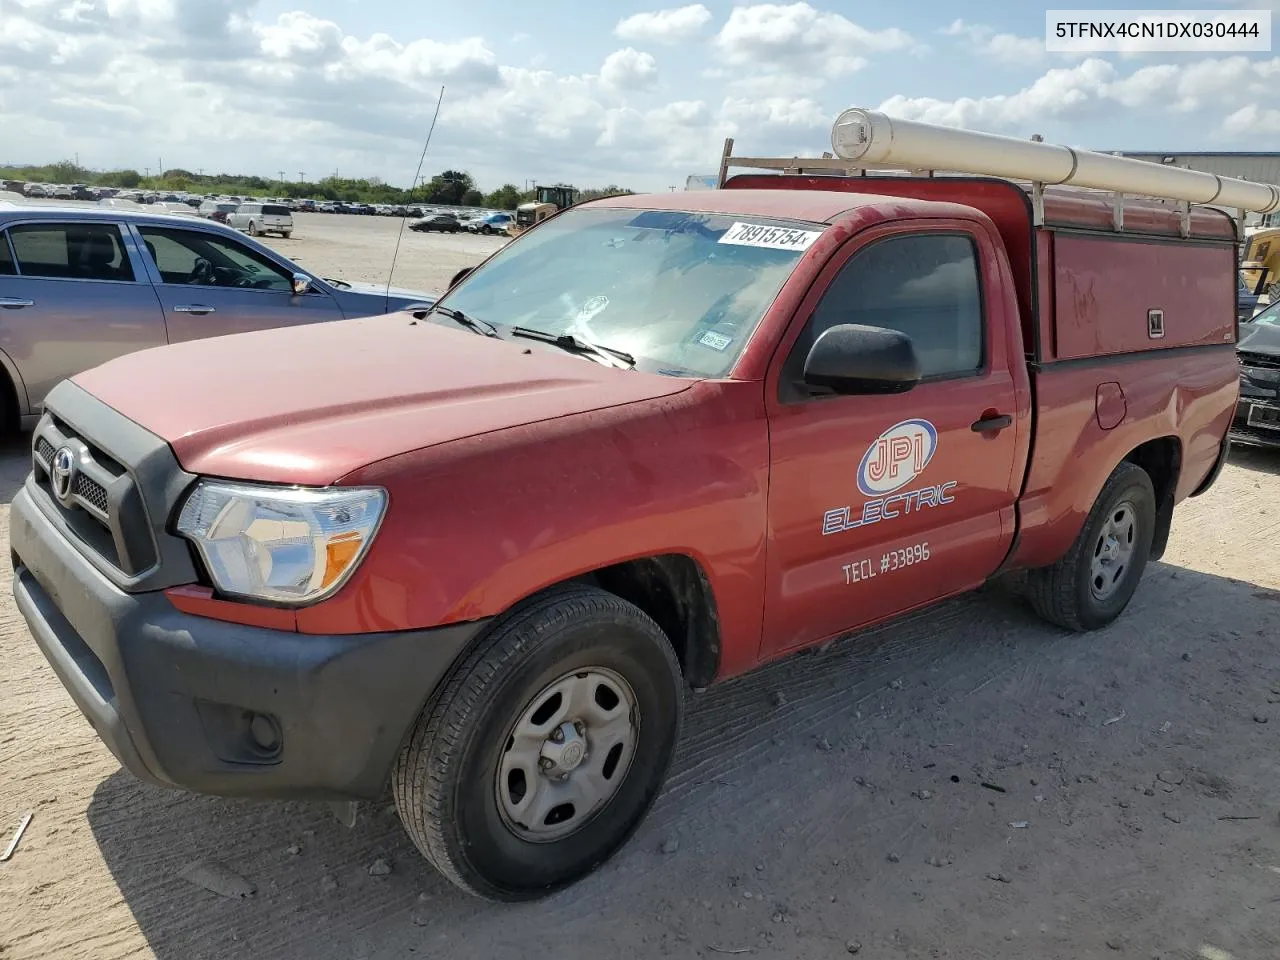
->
[
  {"left": 785, "top": 234, "right": 983, "bottom": 391},
  {"left": 137, "top": 226, "right": 292, "bottom": 291},
  {"left": 0, "top": 234, "right": 15, "bottom": 276},
  {"left": 8, "top": 223, "right": 135, "bottom": 282}
]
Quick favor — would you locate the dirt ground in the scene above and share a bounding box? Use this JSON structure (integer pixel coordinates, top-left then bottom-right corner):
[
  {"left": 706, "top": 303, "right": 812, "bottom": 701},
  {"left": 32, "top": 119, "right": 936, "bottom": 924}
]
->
[
  {"left": 250, "top": 212, "right": 509, "bottom": 295},
  {"left": 1, "top": 210, "right": 1280, "bottom": 959},
  {"left": 0, "top": 440, "right": 1277, "bottom": 960}
]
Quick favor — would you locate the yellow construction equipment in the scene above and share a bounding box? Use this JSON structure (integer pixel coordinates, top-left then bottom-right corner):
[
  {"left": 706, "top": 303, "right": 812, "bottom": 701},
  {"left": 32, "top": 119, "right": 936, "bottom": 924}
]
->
[{"left": 508, "top": 184, "right": 578, "bottom": 237}]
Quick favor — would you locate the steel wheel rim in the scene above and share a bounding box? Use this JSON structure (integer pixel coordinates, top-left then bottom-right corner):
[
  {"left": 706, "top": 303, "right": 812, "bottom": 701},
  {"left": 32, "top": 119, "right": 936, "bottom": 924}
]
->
[
  {"left": 494, "top": 667, "right": 639, "bottom": 844},
  {"left": 1090, "top": 500, "right": 1138, "bottom": 601}
]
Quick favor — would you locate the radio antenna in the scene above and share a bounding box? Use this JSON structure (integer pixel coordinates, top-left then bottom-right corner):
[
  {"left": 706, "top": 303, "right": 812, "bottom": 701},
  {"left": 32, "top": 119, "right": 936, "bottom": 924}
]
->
[{"left": 386, "top": 84, "right": 445, "bottom": 309}]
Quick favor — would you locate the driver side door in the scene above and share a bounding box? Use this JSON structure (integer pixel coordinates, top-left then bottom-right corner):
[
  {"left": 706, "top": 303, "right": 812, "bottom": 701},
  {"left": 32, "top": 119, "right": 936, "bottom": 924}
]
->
[{"left": 130, "top": 224, "right": 343, "bottom": 344}]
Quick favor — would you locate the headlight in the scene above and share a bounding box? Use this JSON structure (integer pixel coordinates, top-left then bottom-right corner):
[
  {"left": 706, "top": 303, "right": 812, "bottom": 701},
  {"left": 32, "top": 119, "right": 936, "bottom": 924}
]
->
[{"left": 175, "top": 481, "right": 387, "bottom": 605}]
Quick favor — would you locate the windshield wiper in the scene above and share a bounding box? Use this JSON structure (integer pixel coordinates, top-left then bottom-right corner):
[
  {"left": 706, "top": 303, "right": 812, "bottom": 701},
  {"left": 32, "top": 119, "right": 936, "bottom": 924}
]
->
[
  {"left": 322, "top": 277, "right": 352, "bottom": 289},
  {"left": 423, "top": 304, "right": 502, "bottom": 338},
  {"left": 508, "top": 327, "right": 636, "bottom": 368}
]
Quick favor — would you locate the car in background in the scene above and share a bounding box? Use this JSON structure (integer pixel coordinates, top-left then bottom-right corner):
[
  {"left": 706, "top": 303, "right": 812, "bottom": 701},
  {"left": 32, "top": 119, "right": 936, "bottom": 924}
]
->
[
  {"left": 227, "top": 202, "right": 293, "bottom": 238},
  {"left": 0, "top": 205, "right": 436, "bottom": 426},
  {"left": 409, "top": 212, "right": 462, "bottom": 233},
  {"left": 149, "top": 202, "right": 200, "bottom": 218},
  {"left": 1233, "top": 298, "right": 1280, "bottom": 449},
  {"left": 198, "top": 200, "right": 238, "bottom": 223},
  {"left": 466, "top": 212, "right": 513, "bottom": 235},
  {"left": 1239, "top": 273, "right": 1267, "bottom": 323}
]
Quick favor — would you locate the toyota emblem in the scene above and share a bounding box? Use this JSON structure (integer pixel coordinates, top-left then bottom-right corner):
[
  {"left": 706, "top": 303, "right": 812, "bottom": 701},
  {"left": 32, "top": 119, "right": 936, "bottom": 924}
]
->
[{"left": 51, "top": 446, "right": 75, "bottom": 502}]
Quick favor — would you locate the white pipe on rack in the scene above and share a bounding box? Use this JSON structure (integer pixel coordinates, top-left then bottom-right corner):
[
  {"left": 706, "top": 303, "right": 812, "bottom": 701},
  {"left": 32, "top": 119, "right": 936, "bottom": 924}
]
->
[{"left": 830, "top": 107, "right": 1280, "bottom": 215}]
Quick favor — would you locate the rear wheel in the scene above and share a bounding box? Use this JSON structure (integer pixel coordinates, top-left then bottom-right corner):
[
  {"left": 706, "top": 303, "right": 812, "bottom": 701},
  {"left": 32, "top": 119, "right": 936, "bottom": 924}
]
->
[
  {"left": 392, "top": 585, "right": 683, "bottom": 901},
  {"left": 1025, "top": 461, "right": 1156, "bottom": 631},
  {"left": 248, "top": 221, "right": 259, "bottom": 236},
  {"left": 281, "top": 231, "right": 292, "bottom": 239}
]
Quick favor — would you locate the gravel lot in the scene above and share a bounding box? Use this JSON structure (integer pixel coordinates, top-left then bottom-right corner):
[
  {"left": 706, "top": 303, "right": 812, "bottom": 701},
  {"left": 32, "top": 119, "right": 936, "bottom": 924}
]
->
[
  {"left": 249, "top": 212, "right": 508, "bottom": 295},
  {"left": 1, "top": 210, "right": 1279, "bottom": 959}
]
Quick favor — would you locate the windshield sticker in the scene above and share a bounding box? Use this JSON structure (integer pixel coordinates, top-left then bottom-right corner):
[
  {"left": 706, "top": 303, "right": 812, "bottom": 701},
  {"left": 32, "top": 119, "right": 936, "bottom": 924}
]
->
[
  {"left": 698, "top": 330, "right": 733, "bottom": 351},
  {"left": 718, "top": 222, "right": 823, "bottom": 252},
  {"left": 821, "top": 418, "right": 957, "bottom": 536}
]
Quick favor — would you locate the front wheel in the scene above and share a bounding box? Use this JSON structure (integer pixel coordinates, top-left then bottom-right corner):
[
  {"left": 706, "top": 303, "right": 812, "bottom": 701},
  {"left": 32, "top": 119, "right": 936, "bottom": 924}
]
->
[
  {"left": 392, "top": 585, "right": 684, "bottom": 901},
  {"left": 1025, "top": 461, "right": 1156, "bottom": 631}
]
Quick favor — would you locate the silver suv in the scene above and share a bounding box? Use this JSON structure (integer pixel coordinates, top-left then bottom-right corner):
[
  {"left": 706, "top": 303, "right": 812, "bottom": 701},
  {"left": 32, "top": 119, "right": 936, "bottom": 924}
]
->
[
  {"left": 227, "top": 202, "right": 293, "bottom": 238},
  {"left": 0, "top": 206, "right": 435, "bottom": 427}
]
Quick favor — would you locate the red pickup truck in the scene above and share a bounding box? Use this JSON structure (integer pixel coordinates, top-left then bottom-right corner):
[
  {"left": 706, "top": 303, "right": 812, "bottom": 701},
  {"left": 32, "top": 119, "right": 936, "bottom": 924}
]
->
[{"left": 12, "top": 159, "right": 1238, "bottom": 902}]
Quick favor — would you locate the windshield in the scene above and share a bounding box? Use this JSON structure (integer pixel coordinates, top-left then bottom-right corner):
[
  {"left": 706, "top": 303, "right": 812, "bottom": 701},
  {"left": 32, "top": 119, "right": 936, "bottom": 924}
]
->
[
  {"left": 429, "top": 207, "right": 823, "bottom": 377},
  {"left": 1250, "top": 300, "right": 1280, "bottom": 326}
]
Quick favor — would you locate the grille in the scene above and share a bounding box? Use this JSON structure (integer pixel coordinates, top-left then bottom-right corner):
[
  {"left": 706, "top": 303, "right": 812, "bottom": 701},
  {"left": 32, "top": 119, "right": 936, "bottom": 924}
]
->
[
  {"left": 1231, "top": 422, "right": 1280, "bottom": 447},
  {"left": 75, "top": 473, "right": 109, "bottom": 513},
  {"left": 30, "top": 415, "right": 156, "bottom": 576},
  {"left": 1240, "top": 351, "right": 1280, "bottom": 370}
]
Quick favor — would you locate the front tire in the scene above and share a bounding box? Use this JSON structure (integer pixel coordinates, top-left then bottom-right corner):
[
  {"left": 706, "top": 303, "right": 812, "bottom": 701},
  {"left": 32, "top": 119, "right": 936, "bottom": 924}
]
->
[
  {"left": 392, "top": 585, "right": 683, "bottom": 902},
  {"left": 1025, "top": 461, "right": 1156, "bottom": 631}
]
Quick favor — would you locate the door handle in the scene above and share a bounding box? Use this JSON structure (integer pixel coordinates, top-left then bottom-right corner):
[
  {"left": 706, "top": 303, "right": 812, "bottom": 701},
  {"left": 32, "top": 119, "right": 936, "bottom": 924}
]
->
[
  {"left": 0, "top": 298, "right": 34, "bottom": 309},
  {"left": 173, "top": 304, "right": 215, "bottom": 315},
  {"left": 971, "top": 414, "right": 1013, "bottom": 432}
]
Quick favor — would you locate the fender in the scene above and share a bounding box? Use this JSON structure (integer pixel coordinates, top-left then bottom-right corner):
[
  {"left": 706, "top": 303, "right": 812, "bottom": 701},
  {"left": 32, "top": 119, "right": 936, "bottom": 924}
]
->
[
  {"left": 0, "top": 345, "right": 33, "bottom": 425},
  {"left": 1009, "top": 346, "right": 1236, "bottom": 569},
  {"left": 308, "top": 381, "right": 771, "bottom": 679}
]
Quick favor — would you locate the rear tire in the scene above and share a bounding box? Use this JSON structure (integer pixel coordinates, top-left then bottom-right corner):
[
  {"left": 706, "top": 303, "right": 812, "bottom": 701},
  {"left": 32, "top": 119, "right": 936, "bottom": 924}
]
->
[
  {"left": 248, "top": 222, "right": 259, "bottom": 236},
  {"left": 1025, "top": 461, "right": 1156, "bottom": 631},
  {"left": 392, "top": 585, "right": 683, "bottom": 902}
]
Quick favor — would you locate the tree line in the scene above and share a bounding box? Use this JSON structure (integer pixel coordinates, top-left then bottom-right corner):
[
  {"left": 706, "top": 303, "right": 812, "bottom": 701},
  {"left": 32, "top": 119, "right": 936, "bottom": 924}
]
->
[{"left": 0, "top": 161, "right": 634, "bottom": 210}]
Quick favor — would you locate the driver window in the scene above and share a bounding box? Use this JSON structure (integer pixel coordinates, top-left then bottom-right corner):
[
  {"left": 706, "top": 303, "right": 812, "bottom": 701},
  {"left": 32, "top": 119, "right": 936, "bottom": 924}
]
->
[
  {"left": 781, "top": 232, "right": 984, "bottom": 398},
  {"left": 136, "top": 226, "right": 293, "bottom": 291}
]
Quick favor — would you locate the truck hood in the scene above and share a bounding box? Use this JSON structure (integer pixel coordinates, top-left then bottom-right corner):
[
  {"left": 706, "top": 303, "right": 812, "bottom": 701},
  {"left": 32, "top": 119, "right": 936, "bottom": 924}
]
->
[
  {"left": 1239, "top": 321, "right": 1280, "bottom": 357},
  {"left": 71, "top": 313, "right": 695, "bottom": 486}
]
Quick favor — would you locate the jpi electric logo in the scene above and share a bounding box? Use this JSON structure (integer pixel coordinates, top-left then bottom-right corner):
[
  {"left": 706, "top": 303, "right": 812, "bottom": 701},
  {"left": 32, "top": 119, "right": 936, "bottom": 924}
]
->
[{"left": 823, "top": 418, "right": 958, "bottom": 536}]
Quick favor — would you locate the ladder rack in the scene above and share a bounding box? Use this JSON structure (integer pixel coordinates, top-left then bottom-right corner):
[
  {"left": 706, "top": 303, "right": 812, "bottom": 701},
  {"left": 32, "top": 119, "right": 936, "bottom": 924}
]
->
[{"left": 714, "top": 135, "right": 1245, "bottom": 242}]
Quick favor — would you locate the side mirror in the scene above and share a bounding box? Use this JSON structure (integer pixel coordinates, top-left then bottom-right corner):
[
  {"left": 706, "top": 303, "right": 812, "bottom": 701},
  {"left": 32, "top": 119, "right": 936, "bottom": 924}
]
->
[
  {"left": 448, "top": 266, "right": 473, "bottom": 289},
  {"left": 803, "top": 323, "right": 921, "bottom": 395},
  {"left": 291, "top": 273, "right": 312, "bottom": 296}
]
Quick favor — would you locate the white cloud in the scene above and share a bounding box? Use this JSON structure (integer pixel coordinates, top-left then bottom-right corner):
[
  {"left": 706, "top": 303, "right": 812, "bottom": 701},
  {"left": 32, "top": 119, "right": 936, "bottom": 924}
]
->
[
  {"left": 880, "top": 55, "right": 1280, "bottom": 143},
  {"left": 1224, "top": 103, "right": 1280, "bottom": 135},
  {"left": 714, "top": 2, "right": 912, "bottom": 78},
  {"left": 942, "top": 19, "right": 1046, "bottom": 66},
  {"left": 614, "top": 4, "right": 711, "bottom": 44},
  {"left": 599, "top": 47, "right": 658, "bottom": 91},
  {"left": 6, "top": 0, "right": 1280, "bottom": 193},
  {"left": 879, "top": 59, "right": 1122, "bottom": 130},
  {"left": 720, "top": 96, "right": 828, "bottom": 129}
]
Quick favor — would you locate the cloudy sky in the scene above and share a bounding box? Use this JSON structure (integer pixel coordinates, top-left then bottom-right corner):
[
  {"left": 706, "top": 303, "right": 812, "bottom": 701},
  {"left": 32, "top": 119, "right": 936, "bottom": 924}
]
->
[{"left": 4, "top": 0, "right": 1280, "bottom": 193}]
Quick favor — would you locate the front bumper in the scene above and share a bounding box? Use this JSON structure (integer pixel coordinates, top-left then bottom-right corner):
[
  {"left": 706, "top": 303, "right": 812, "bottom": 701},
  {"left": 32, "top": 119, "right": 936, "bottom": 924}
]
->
[
  {"left": 1229, "top": 398, "right": 1280, "bottom": 449},
  {"left": 11, "top": 482, "right": 487, "bottom": 801}
]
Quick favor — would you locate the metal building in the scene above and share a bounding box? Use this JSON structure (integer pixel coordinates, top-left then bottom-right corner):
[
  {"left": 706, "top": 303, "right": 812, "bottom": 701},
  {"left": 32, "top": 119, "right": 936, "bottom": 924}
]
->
[
  {"left": 1108, "top": 152, "right": 1280, "bottom": 185},
  {"left": 1108, "top": 153, "right": 1280, "bottom": 226}
]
